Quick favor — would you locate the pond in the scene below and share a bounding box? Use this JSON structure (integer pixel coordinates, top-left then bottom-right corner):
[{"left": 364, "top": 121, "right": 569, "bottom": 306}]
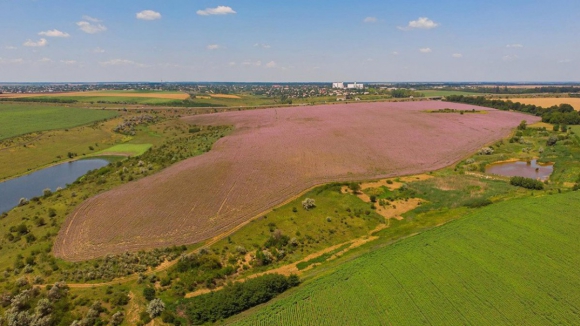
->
[
  {"left": 0, "top": 158, "right": 110, "bottom": 214},
  {"left": 486, "top": 159, "right": 553, "bottom": 181}
]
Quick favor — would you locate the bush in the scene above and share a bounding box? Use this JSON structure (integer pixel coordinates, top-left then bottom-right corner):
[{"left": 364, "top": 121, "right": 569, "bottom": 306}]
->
[
  {"left": 302, "top": 198, "right": 316, "bottom": 210},
  {"left": 478, "top": 147, "right": 494, "bottom": 155},
  {"left": 147, "top": 298, "right": 165, "bottom": 318},
  {"left": 185, "top": 274, "right": 299, "bottom": 324},
  {"left": 510, "top": 176, "right": 544, "bottom": 190},
  {"left": 462, "top": 197, "right": 492, "bottom": 208},
  {"left": 547, "top": 135, "right": 558, "bottom": 146},
  {"left": 143, "top": 287, "right": 155, "bottom": 301}
]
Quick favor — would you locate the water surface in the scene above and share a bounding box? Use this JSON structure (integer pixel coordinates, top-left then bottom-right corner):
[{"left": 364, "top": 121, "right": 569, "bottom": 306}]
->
[
  {"left": 0, "top": 159, "right": 109, "bottom": 213},
  {"left": 486, "top": 159, "right": 553, "bottom": 181}
]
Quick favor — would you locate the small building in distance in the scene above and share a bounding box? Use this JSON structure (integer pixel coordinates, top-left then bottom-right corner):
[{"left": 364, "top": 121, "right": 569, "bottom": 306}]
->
[
  {"left": 347, "top": 82, "right": 364, "bottom": 90},
  {"left": 332, "top": 82, "right": 345, "bottom": 89}
]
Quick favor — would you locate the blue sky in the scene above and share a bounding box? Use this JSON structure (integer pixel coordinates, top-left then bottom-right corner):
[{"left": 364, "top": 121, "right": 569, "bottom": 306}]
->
[{"left": 0, "top": 0, "right": 579, "bottom": 82}]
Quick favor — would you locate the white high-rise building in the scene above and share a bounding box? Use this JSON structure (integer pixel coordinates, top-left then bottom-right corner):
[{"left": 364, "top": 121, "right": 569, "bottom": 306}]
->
[
  {"left": 347, "top": 82, "right": 364, "bottom": 90},
  {"left": 332, "top": 82, "right": 345, "bottom": 89}
]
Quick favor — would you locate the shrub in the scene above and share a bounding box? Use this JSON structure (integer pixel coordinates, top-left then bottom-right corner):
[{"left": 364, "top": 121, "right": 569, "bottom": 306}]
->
[
  {"left": 185, "top": 274, "right": 299, "bottom": 324},
  {"left": 510, "top": 176, "right": 544, "bottom": 190},
  {"left": 547, "top": 135, "right": 558, "bottom": 146},
  {"left": 478, "top": 147, "right": 494, "bottom": 155},
  {"left": 302, "top": 198, "right": 316, "bottom": 210},
  {"left": 147, "top": 298, "right": 165, "bottom": 318},
  {"left": 462, "top": 197, "right": 493, "bottom": 208}
]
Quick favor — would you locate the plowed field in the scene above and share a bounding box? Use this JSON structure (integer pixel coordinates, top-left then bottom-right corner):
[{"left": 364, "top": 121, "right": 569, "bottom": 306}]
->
[{"left": 54, "top": 101, "right": 538, "bottom": 261}]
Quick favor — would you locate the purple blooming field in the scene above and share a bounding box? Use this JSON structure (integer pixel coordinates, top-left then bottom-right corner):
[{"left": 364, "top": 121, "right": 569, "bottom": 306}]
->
[{"left": 55, "top": 101, "right": 539, "bottom": 260}]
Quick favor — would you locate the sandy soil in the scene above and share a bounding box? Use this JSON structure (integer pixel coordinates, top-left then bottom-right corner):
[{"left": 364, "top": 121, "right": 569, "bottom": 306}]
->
[
  {"left": 209, "top": 94, "right": 242, "bottom": 99},
  {"left": 54, "top": 101, "right": 538, "bottom": 261}
]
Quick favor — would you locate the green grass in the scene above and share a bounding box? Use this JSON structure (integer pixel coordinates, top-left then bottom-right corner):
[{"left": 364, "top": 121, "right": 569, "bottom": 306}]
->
[
  {"left": 30, "top": 96, "right": 184, "bottom": 105},
  {"left": 229, "top": 191, "right": 580, "bottom": 325},
  {"left": 0, "top": 103, "right": 118, "bottom": 140},
  {"left": 421, "top": 90, "right": 485, "bottom": 97},
  {"left": 93, "top": 143, "right": 152, "bottom": 156}
]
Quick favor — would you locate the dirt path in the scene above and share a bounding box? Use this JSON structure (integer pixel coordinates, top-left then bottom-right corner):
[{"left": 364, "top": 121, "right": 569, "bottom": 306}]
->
[{"left": 184, "top": 224, "right": 388, "bottom": 299}]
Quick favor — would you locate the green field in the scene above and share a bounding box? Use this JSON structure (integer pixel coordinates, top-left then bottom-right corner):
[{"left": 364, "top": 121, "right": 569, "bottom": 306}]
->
[
  {"left": 421, "top": 90, "right": 485, "bottom": 97},
  {"left": 94, "top": 143, "right": 152, "bottom": 156},
  {"left": 0, "top": 103, "right": 118, "bottom": 140},
  {"left": 230, "top": 192, "right": 580, "bottom": 325},
  {"left": 29, "top": 95, "right": 185, "bottom": 105}
]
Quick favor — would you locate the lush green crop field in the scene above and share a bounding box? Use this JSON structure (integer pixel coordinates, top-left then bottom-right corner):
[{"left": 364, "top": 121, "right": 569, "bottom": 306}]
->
[
  {"left": 0, "top": 103, "right": 118, "bottom": 140},
  {"left": 421, "top": 90, "right": 484, "bottom": 97},
  {"left": 30, "top": 96, "right": 183, "bottom": 105},
  {"left": 93, "top": 143, "right": 152, "bottom": 156},
  {"left": 230, "top": 192, "right": 580, "bottom": 325}
]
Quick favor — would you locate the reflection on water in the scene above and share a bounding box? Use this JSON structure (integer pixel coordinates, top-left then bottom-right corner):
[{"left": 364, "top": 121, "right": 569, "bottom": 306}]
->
[
  {"left": 486, "top": 159, "right": 553, "bottom": 181},
  {"left": 0, "top": 159, "right": 110, "bottom": 213}
]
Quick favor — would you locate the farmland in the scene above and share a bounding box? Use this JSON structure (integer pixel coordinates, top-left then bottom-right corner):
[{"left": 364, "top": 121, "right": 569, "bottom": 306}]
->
[
  {"left": 53, "top": 101, "right": 538, "bottom": 261},
  {"left": 501, "top": 97, "right": 580, "bottom": 110},
  {"left": 229, "top": 191, "right": 580, "bottom": 325},
  {"left": 0, "top": 103, "right": 118, "bottom": 140}
]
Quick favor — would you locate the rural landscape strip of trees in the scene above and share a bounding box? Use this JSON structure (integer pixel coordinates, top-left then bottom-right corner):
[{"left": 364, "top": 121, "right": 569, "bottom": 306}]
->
[{"left": 1, "top": 91, "right": 580, "bottom": 325}]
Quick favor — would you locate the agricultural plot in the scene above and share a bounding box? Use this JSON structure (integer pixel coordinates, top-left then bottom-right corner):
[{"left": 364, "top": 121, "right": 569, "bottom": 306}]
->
[
  {"left": 54, "top": 101, "right": 538, "bottom": 261},
  {"left": 92, "top": 143, "right": 152, "bottom": 156},
  {"left": 0, "top": 103, "right": 117, "bottom": 140},
  {"left": 504, "top": 97, "right": 580, "bottom": 110},
  {"left": 229, "top": 191, "right": 580, "bottom": 325}
]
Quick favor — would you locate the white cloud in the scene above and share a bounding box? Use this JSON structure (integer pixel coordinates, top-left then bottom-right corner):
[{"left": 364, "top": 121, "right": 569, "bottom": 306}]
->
[
  {"left": 197, "top": 6, "right": 236, "bottom": 16},
  {"left": 506, "top": 44, "right": 523, "bottom": 48},
  {"left": 93, "top": 47, "right": 105, "bottom": 53},
  {"left": 363, "top": 17, "right": 377, "bottom": 23},
  {"left": 136, "top": 10, "right": 162, "bottom": 21},
  {"left": 419, "top": 47, "right": 432, "bottom": 53},
  {"left": 5, "top": 46, "right": 17, "bottom": 50},
  {"left": 38, "top": 57, "right": 53, "bottom": 63},
  {"left": 100, "top": 59, "right": 148, "bottom": 67},
  {"left": 228, "top": 61, "right": 236, "bottom": 66},
  {"left": 38, "top": 29, "right": 70, "bottom": 38},
  {"left": 266, "top": 61, "right": 277, "bottom": 68},
  {"left": 392, "top": 51, "right": 399, "bottom": 55},
  {"left": 23, "top": 38, "right": 47, "bottom": 47},
  {"left": 559, "top": 59, "right": 572, "bottom": 63},
  {"left": 242, "top": 60, "right": 262, "bottom": 66},
  {"left": 10, "top": 58, "right": 24, "bottom": 64},
  {"left": 254, "top": 43, "right": 271, "bottom": 49},
  {"left": 206, "top": 44, "right": 220, "bottom": 50},
  {"left": 82, "top": 15, "right": 102, "bottom": 22},
  {"left": 452, "top": 53, "right": 463, "bottom": 58},
  {"left": 502, "top": 54, "right": 519, "bottom": 61},
  {"left": 60, "top": 60, "right": 77, "bottom": 65},
  {"left": 77, "top": 18, "right": 107, "bottom": 34},
  {"left": 398, "top": 17, "right": 439, "bottom": 31}
]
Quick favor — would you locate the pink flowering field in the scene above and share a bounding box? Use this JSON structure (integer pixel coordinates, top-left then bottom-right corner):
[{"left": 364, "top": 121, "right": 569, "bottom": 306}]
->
[{"left": 54, "top": 101, "right": 539, "bottom": 260}]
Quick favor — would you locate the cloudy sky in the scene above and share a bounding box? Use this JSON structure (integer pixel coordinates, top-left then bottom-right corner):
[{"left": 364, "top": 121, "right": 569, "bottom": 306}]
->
[{"left": 0, "top": 0, "right": 579, "bottom": 82}]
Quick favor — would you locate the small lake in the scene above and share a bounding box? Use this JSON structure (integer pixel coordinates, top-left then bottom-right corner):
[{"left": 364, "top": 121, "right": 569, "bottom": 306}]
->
[
  {"left": 0, "top": 158, "right": 110, "bottom": 214},
  {"left": 486, "top": 159, "right": 553, "bottom": 181}
]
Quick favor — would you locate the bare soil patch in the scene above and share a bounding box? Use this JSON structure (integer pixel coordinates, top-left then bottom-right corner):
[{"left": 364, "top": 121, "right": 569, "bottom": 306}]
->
[
  {"left": 54, "top": 101, "right": 538, "bottom": 261},
  {"left": 209, "top": 94, "right": 242, "bottom": 99}
]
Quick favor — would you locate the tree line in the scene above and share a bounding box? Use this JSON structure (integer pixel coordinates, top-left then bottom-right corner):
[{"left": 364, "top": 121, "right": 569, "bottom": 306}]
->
[
  {"left": 445, "top": 95, "right": 580, "bottom": 125},
  {"left": 183, "top": 273, "right": 300, "bottom": 325}
]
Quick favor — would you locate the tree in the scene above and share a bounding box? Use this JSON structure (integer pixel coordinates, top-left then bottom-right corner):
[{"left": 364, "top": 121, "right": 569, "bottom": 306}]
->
[
  {"left": 110, "top": 311, "right": 124, "bottom": 326},
  {"left": 547, "top": 135, "right": 558, "bottom": 146},
  {"left": 517, "top": 120, "right": 527, "bottom": 130},
  {"left": 143, "top": 287, "right": 155, "bottom": 301},
  {"left": 147, "top": 298, "right": 165, "bottom": 319},
  {"left": 302, "top": 198, "right": 316, "bottom": 210},
  {"left": 349, "top": 182, "right": 361, "bottom": 193}
]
